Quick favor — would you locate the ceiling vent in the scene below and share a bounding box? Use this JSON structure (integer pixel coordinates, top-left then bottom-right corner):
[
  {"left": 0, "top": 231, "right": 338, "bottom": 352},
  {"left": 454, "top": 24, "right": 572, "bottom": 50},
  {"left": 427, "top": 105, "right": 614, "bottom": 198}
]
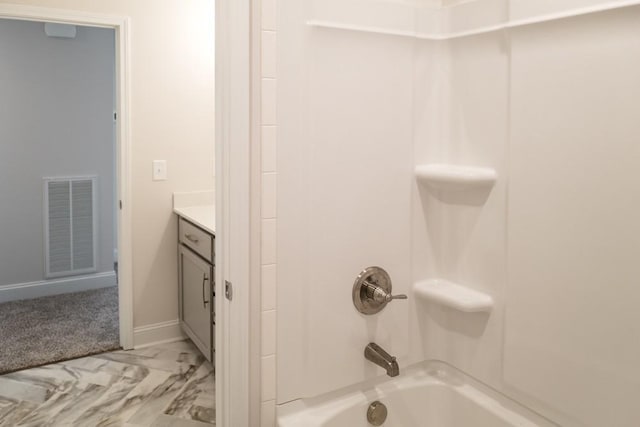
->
[{"left": 44, "top": 22, "right": 77, "bottom": 39}]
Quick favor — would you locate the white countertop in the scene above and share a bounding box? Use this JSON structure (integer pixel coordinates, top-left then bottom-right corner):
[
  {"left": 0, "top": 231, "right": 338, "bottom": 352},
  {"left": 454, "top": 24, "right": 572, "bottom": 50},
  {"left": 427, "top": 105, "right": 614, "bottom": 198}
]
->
[
  {"left": 173, "top": 205, "right": 215, "bottom": 234},
  {"left": 173, "top": 190, "right": 215, "bottom": 234}
]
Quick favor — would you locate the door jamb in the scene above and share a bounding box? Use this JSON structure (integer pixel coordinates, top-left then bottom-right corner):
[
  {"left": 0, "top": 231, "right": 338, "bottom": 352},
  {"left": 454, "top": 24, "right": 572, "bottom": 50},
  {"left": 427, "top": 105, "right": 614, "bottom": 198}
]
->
[{"left": 215, "top": 0, "right": 254, "bottom": 425}]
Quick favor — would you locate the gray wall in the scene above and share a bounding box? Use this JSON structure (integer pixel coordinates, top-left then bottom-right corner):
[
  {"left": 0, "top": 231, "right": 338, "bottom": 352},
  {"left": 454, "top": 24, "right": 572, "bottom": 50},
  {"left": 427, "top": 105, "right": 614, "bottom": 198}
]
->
[{"left": 0, "top": 19, "right": 115, "bottom": 286}]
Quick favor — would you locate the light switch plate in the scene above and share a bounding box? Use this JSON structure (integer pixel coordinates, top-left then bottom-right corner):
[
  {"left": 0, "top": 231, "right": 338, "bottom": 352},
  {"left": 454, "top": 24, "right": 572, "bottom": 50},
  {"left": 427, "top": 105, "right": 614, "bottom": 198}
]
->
[{"left": 152, "top": 160, "right": 167, "bottom": 181}]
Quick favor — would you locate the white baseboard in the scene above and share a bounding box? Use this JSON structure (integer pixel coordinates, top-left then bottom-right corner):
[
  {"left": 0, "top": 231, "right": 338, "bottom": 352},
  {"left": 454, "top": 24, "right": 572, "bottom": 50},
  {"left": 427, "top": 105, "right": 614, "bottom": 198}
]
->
[
  {"left": 133, "top": 319, "right": 186, "bottom": 349},
  {"left": 0, "top": 271, "right": 117, "bottom": 303}
]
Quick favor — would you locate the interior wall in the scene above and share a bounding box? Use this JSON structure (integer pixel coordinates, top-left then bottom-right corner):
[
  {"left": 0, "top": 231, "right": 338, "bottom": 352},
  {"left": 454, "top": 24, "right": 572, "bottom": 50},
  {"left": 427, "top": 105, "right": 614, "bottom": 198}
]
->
[
  {"left": 0, "top": 0, "right": 215, "bottom": 332},
  {"left": 0, "top": 19, "right": 115, "bottom": 287},
  {"left": 277, "top": 1, "right": 640, "bottom": 426}
]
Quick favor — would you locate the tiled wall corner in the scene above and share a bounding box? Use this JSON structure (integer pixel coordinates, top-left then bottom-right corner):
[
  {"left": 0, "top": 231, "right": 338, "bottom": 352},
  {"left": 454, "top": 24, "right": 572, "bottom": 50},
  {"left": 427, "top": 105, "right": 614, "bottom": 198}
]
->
[{"left": 260, "top": 0, "right": 278, "bottom": 425}]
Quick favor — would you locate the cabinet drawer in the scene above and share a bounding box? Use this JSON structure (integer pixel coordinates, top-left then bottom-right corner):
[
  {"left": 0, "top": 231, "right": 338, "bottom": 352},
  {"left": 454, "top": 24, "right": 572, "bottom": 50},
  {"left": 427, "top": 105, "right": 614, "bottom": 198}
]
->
[{"left": 179, "top": 217, "right": 213, "bottom": 262}]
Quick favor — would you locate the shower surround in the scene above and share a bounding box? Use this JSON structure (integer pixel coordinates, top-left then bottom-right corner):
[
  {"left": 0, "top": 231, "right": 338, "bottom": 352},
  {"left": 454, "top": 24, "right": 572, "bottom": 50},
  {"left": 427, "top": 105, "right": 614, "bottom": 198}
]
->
[{"left": 275, "top": 0, "right": 640, "bottom": 426}]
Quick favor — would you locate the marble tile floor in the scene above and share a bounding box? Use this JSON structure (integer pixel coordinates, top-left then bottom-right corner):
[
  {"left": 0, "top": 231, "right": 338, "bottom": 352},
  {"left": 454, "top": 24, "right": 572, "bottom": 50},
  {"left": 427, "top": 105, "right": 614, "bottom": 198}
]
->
[{"left": 0, "top": 339, "right": 215, "bottom": 426}]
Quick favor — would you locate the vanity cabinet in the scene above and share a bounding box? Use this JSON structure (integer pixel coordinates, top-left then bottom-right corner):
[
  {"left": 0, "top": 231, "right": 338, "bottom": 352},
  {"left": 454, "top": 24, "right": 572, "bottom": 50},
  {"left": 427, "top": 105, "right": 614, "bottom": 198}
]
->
[{"left": 178, "top": 217, "right": 214, "bottom": 362}]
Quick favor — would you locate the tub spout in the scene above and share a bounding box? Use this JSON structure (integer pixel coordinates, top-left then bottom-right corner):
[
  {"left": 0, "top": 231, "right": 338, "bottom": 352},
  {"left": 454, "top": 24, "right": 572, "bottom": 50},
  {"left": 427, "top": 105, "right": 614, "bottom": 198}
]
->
[{"left": 365, "top": 343, "right": 399, "bottom": 377}]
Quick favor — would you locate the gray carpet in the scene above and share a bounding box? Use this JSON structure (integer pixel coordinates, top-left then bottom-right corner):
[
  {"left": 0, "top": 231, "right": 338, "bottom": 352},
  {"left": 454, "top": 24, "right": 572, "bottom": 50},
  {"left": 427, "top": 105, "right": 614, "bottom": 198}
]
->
[{"left": 0, "top": 286, "right": 120, "bottom": 374}]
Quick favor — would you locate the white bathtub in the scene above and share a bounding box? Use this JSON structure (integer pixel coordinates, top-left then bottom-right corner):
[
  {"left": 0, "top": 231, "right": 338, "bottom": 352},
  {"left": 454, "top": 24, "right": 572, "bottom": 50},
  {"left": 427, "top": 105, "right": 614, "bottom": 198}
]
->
[{"left": 277, "top": 361, "right": 557, "bottom": 427}]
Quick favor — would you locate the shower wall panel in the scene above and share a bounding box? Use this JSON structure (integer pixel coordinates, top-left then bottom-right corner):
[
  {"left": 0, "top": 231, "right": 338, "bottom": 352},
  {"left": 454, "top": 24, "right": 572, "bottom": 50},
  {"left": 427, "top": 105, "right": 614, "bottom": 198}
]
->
[
  {"left": 277, "top": 0, "right": 417, "bottom": 402},
  {"left": 505, "top": 7, "right": 640, "bottom": 426},
  {"left": 276, "top": 1, "right": 640, "bottom": 426},
  {"left": 410, "top": 29, "right": 510, "bottom": 388}
]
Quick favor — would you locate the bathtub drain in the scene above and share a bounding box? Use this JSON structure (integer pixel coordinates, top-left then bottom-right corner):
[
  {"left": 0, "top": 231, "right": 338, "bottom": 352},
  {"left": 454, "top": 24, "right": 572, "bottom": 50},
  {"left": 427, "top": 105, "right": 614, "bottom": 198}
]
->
[{"left": 367, "top": 401, "right": 388, "bottom": 426}]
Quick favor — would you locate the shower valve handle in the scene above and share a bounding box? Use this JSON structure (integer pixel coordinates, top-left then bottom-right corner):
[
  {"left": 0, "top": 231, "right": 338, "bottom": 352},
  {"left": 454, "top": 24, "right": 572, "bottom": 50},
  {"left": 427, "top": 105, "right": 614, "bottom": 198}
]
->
[
  {"left": 364, "top": 281, "right": 408, "bottom": 304},
  {"left": 353, "top": 266, "right": 408, "bottom": 315}
]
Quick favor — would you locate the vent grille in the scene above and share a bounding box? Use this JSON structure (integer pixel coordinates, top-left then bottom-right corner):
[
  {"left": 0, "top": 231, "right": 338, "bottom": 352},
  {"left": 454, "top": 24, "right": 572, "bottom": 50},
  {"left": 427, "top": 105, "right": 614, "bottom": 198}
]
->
[{"left": 44, "top": 177, "right": 97, "bottom": 277}]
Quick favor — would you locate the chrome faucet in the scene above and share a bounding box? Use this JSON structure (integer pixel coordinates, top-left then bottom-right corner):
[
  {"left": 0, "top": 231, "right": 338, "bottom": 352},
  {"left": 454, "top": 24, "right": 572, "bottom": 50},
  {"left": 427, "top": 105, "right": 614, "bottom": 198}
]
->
[{"left": 365, "top": 343, "right": 399, "bottom": 377}]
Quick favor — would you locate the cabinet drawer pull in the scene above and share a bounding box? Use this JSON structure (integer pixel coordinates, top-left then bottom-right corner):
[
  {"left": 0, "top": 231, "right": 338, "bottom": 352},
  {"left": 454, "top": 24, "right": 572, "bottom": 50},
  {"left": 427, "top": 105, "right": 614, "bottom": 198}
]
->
[
  {"left": 185, "top": 234, "right": 200, "bottom": 244},
  {"left": 202, "top": 274, "right": 209, "bottom": 307}
]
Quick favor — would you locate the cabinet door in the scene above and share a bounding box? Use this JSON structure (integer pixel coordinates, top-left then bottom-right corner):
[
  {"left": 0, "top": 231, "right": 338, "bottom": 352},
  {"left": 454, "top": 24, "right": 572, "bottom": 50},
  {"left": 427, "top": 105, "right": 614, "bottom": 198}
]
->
[{"left": 179, "top": 245, "right": 213, "bottom": 361}]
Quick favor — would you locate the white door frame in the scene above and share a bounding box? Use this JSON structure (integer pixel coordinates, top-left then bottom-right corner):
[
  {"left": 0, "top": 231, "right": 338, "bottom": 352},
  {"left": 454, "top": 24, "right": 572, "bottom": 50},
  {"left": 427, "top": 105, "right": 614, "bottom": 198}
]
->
[
  {"left": 215, "top": 0, "right": 254, "bottom": 425},
  {"left": 0, "top": 5, "right": 134, "bottom": 350}
]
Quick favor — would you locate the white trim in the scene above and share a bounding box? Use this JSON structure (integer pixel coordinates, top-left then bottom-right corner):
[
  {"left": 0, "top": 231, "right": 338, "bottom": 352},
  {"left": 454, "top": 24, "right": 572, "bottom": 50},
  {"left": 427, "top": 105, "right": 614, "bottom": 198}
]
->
[
  {"left": 133, "top": 319, "right": 186, "bottom": 349},
  {"left": 307, "top": 0, "right": 640, "bottom": 40},
  {"left": 249, "top": 0, "right": 264, "bottom": 423},
  {"left": 216, "top": 0, "right": 253, "bottom": 425},
  {"left": 115, "top": 13, "right": 134, "bottom": 351},
  {"left": 134, "top": 336, "right": 187, "bottom": 350},
  {"left": 0, "top": 4, "right": 127, "bottom": 27},
  {"left": 0, "top": 272, "right": 117, "bottom": 303},
  {"left": 0, "top": 4, "right": 134, "bottom": 350}
]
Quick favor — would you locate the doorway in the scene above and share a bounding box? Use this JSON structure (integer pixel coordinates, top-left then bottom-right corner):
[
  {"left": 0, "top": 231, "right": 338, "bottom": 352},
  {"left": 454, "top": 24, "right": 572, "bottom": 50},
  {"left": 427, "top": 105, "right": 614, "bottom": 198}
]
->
[
  {"left": 0, "top": 18, "right": 121, "bottom": 373},
  {"left": 0, "top": 5, "right": 134, "bottom": 359},
  {"left": 0, "top": 1, "right": 249, "bottom": 425}
]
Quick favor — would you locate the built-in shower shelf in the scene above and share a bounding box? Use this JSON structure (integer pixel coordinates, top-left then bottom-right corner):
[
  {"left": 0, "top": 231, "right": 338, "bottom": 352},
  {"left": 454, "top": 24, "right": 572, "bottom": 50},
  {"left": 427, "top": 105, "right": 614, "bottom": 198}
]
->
[
  {"left": 415, "top": 164, "right": 497, "bottom": 192},
  {"left": 413, "top": 279, "right": 493, "bottom": 312}
]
